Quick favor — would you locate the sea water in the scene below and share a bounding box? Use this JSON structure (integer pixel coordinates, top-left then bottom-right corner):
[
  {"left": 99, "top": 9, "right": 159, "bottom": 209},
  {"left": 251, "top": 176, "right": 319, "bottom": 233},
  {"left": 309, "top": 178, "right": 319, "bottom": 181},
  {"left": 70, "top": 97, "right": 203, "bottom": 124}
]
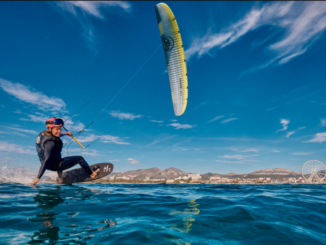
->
[{"left": 0, "top": 183, "right": 325, "bottom": 244}]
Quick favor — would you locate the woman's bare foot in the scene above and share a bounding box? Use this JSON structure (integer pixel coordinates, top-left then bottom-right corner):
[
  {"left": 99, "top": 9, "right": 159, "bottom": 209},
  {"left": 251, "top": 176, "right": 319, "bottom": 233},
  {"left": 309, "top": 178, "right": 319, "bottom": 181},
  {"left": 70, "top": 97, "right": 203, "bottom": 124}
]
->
[{"left": 90, "top": 168, "right": 100, "bottom": 179}]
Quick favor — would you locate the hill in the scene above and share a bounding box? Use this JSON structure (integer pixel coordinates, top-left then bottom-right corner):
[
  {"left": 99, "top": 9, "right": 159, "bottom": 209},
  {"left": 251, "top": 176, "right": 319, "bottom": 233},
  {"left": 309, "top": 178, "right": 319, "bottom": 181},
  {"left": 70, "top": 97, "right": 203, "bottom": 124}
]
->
[{"left": 107, "top": 167, "right": 301, "bottom": 180}]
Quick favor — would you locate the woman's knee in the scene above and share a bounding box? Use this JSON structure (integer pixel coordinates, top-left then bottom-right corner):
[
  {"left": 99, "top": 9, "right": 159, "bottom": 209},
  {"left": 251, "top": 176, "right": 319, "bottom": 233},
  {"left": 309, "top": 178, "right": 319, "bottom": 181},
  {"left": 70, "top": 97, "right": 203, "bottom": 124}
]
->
[{"left": 75, "top": 156, "right": 85, "bottom": 161}]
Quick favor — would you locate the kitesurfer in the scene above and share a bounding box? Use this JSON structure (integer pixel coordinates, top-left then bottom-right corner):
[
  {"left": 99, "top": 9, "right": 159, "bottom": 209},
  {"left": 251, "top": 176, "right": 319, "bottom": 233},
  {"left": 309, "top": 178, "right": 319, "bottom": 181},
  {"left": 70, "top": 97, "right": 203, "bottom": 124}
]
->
[{"left": 31, "top": 117, "right": 99, "bottom": 185}]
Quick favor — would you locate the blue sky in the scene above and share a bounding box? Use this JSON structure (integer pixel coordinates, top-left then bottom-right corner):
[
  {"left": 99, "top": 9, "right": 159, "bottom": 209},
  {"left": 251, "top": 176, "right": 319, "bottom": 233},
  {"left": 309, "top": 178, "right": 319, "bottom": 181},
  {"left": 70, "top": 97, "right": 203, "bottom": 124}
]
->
[{"left": 0, "top": 1, "right": 326, "bottom": 175}]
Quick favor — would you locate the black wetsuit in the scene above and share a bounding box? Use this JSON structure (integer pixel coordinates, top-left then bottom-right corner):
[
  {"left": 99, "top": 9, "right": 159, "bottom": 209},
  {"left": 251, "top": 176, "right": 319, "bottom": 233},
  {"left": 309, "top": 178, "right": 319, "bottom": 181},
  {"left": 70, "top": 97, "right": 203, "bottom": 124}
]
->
[{"left": 36, "top": 131, "right": 92, "bottom": 179}]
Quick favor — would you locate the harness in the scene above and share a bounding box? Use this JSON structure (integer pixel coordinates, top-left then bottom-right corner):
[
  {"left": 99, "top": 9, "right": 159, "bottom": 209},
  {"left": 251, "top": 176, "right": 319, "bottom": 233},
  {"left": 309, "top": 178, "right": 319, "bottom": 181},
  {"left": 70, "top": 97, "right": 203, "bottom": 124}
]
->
[{"left": 35, "top": 130, "right": 63, "bottom": 164}]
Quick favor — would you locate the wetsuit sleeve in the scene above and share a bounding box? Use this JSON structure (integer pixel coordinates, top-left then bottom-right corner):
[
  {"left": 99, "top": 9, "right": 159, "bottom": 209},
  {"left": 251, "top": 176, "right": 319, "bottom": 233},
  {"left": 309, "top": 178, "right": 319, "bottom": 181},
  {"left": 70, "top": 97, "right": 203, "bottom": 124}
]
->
[
  {"left": 60, "top": 132, "right": 68, "bottom": 137},
  {"left": 37, "top": 141, "right": 56, "bottom": 179}
]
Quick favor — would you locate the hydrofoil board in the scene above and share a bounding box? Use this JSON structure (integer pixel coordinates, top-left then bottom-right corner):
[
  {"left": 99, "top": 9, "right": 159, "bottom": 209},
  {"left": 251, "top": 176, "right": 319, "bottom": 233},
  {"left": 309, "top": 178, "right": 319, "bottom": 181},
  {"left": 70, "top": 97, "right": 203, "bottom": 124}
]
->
[{"left": 56, "top": 163, "right": 113, "bottom": 184}]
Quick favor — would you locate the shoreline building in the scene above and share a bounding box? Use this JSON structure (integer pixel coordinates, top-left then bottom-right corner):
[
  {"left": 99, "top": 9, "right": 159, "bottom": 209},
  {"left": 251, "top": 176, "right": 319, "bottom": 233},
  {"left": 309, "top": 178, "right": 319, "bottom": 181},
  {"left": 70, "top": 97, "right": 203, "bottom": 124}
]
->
[{"left": 187, "top": 174, "right": 201, "bottom": 180}]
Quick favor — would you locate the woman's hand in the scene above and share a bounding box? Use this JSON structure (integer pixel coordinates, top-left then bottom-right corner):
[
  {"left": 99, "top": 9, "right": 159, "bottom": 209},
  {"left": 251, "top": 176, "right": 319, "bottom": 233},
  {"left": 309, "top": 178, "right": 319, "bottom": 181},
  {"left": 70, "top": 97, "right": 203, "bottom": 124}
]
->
[
  {"left": 31, "top": 178, "right": 40, "bottom": 185},
  {"left": 67, "top": 131, "right": 73, "bottom": 137}
]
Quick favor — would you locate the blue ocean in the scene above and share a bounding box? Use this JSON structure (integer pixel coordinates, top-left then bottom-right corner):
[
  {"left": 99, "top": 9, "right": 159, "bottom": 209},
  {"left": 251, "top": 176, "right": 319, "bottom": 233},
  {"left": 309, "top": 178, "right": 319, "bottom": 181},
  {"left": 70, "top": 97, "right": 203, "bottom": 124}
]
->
[{"left": 1, "top": 183, "right": 325, "bottom": 244}]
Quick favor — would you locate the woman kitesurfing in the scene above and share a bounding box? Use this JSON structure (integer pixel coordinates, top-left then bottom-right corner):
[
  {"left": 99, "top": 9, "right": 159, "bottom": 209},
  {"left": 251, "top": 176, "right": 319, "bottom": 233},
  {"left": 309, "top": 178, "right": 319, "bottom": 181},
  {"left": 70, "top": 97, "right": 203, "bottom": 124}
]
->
[{"left": 31, "top": 118, "right": 99, "bottom": 185}]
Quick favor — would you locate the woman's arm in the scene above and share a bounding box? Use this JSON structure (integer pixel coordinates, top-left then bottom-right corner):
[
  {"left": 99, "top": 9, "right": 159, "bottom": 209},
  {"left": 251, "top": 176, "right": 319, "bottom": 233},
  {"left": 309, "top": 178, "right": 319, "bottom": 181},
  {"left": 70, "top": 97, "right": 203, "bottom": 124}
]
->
[{"left": 60, "top": 131, "right": 73, "bottom": 137}]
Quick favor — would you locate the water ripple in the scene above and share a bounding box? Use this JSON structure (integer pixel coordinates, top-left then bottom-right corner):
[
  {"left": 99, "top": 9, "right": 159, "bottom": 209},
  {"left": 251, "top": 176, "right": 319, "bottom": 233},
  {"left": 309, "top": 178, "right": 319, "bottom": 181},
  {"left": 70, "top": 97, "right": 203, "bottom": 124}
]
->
[{"left": 0, "top": 183, "right": 325, "bottom": 244}]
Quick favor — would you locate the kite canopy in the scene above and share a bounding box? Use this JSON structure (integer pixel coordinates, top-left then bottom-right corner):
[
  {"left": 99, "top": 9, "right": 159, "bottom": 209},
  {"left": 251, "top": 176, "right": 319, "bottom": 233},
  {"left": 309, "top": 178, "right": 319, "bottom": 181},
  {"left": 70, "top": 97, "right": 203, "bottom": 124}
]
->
[{"left": 155, "top": 3, "right": 188, "bottom": 116}]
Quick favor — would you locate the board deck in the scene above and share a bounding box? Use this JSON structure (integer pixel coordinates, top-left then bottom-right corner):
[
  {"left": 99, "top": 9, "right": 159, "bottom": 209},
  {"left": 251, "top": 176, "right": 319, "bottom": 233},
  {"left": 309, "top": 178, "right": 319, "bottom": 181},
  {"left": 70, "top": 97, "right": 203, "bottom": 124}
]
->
[{"left": 56, "top": 163, "right": 114, "bottom": 184}]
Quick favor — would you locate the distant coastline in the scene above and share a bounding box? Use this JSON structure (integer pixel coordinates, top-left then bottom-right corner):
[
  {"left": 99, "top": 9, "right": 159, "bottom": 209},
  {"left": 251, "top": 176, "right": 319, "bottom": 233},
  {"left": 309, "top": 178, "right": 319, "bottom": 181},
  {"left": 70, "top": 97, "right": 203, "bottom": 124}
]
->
[{"left": 42, "top": 166, "right": 324, "bottom": 184}]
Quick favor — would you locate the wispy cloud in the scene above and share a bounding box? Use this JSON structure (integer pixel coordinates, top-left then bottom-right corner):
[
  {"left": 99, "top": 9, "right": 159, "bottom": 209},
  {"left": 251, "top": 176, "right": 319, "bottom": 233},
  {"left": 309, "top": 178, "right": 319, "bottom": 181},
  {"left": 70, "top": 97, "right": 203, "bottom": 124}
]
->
[
  {"left": 1, "top": 126, "right": 37, "bottom": 135},
  {"left": 172, "top": 147, "right": 189, "bottom": 151},
  {"left": 221, "top": 154, "right": 257, "bottom": 160},
  {"left": 286, "top": 131, "right": 295, "bottom": 138},
  {"left": 286, "top": 126, "right": 305, "bottom": 138},
  {"left": 150, "top": 120, "right": 164, "bottom": 123},
  {"left": 110, "top": 111, "right": 142, "bottom": 120},
  {"left": 64, "top": 148, "right": 102, "bottom": 157},
  {"left": 78, "top": 134, "right": 130, "bottom": 145},
  {"left": 168, "top": 123, "right": 196, "bottom": 129},
  {"left": 231, "top": 148, "right": 259, "bottom": 152},
  {"left": 186, "top": 2, "right": 326, "bottom": 70},
  {"left": 0, "top": 79, "right": 66, "bottom": 111},
  {"left": 321, "top": 119, "right": 326, "bottom": 127},
  {"left": 292, "top": 152, "right": 314, "bottom": 155},
  {"left": 64, "top": 119, "right": 87, "bottom": 131},
  {"left": 193, "top": 101, "right": 208, "bottom": 111},
  {"left": 276, "top": 118, "right": 290, "bottom": 132},
  {"left": 147, "top": 135, "right": 177, "bottom": 146},
  {"left": 128, "top": 158, "right": 140, "bottom": 164},
  {"left": 53, "top": 2, "right": 132, "bottom": 48},
  {"left": 304, "top": 132, "right": 326, "bottom": 143},
  {"left": 221, "top": 118, "right": 238, "bottom": 124},
  {"left": 273, "top": 150, "right": 281, "bottom": 153},
  {"left": 215, "top": 160, "right": 255, "bottom": 164},
  {"left": 0, "top": 141, "right": 34, "bottom": 154},
  {"left": 201, "top": 136, "right": 283, "bottom": 144},
  {"left": 208, "top": 115, "right": 224, "bottom": 123},
  {"left": 20, "top": 113, "right": 49, "bottom": 123},
  {"left": 55, "top": 1, "right": 131, "bottom": 19},
  {"left": 0, "top": 131, "right": 26, "bottom": 137}
]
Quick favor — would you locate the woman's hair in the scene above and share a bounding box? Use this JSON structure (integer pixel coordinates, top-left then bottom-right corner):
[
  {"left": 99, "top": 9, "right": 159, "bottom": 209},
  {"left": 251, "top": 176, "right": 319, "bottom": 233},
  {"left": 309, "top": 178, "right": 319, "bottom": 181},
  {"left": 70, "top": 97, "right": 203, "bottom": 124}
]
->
[{"left": 44, "top": 130, "right": 52, "bottom": 136}]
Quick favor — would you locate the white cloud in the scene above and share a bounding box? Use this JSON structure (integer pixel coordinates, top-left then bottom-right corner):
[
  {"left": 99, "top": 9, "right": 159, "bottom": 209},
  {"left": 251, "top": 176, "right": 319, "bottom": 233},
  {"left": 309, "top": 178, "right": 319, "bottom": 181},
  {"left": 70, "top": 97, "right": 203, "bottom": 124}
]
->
[
  {"left": 109, "top": 159, "right": 119, "bottom": 162},
  {"left": 304, "top": 132, "right": 326, "bottom": 143},
  {"left": 273, "top": 150, "right": 281, "bottom": 153},
  {"left": 128, "top": 158, "right": 140, "bottom": 165},
  {"left": 231, "top": 148, "right": 259, "bottom": 152},
  {"left": 101, "top": 135, "right": 130, "bottom": 145},
  {"left": 215, "top": 160, "right": 255, "bottom": 164},
  {"left": 277, "top": 118, "right": 290, "bottom": 132},
  {"left": 292, "top": 152, "right": 313, "bottom": 155},
  {"left": 55, "top": 1, "right": 131, "bottom": 19},
  {"left": 285, "top": 126, "right": 305, "bottom": 138},
  {"left": 64, "top": 148, "right": 101, "bottom": 157},
  {"left": 20, "top": 113, "right": 49, "bottom": 123},
  {"left": 208, "top": 115, "right": 224, "bottom": 123},
  {"left": 168, "top": 123, "right": 196, "bottom": 129},
  {"left": 64, "top": 119, "right": 87, "bottom": 131},
  {"left": 0, "top": 79, "right": 66, "bottom": 111},
  {"left": 82, "top": 150, "right": 101, "bottom": 157},
  {"left": 53, "top": 2, "right": 131, "bottom": 49},
  {"left": 109, "top": 111, "right": 142, "bottom": 120},
  {"left": 147, "top": 135, "right": 177, "bottom": 146},
  {"left": 221, "top": 154, "right": 257, "bottom": 160},
  {"left": 0, "top": 131, "right": 30, "bottom": 137},
  {"left": 2, "top": 126, "right": 37, "bottom": 135},
  {"left": 0, "top": 141, "right": 34, "bottom": 154},
  {"left": 186, "top": 2, "right": 326, "bottom": 69},
  {"left": 321, "top": 119, "right": 326, "bottom": 127},
  {"left": 221, "top": 118, "right": 238, "bottom": 124},
  {"left": 171, "top": 119, "right": 178, "bottom": 122},
  {"left": 216, "top": 160, "right": 242, "bottom": 163},
  {"left": 286, "top": 131, "right": 295, "bottom": 138},
  {"left": 0, "top": 126, "right": 38, "bottom": 137},
  {"left": 78, "top": 134, "right": 130, "bottom": 145},
  {"left": 172, "top": 148, "right": 189, "bottom": 151},
  {"left": 193, "top": 101, "right": 208, "bottom": 110},
  {"left": 150, "top": 120, "right": 164, "bottom": 123}
]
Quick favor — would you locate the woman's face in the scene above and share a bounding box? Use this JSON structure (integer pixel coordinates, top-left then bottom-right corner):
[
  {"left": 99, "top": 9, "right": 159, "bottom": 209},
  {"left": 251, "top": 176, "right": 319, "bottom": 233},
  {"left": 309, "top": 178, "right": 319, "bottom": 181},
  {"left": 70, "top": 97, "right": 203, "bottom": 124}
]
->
[{"left": 51, "top": 126, "right": 62, "bottom": 137}]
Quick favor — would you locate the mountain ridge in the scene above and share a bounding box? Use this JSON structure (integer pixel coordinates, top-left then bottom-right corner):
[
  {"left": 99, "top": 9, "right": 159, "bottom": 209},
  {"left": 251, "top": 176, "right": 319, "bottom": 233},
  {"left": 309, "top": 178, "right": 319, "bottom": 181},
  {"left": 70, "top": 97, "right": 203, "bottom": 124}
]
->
[{"left": 107, "top": 167, "right": 301, "bottom": 180}]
